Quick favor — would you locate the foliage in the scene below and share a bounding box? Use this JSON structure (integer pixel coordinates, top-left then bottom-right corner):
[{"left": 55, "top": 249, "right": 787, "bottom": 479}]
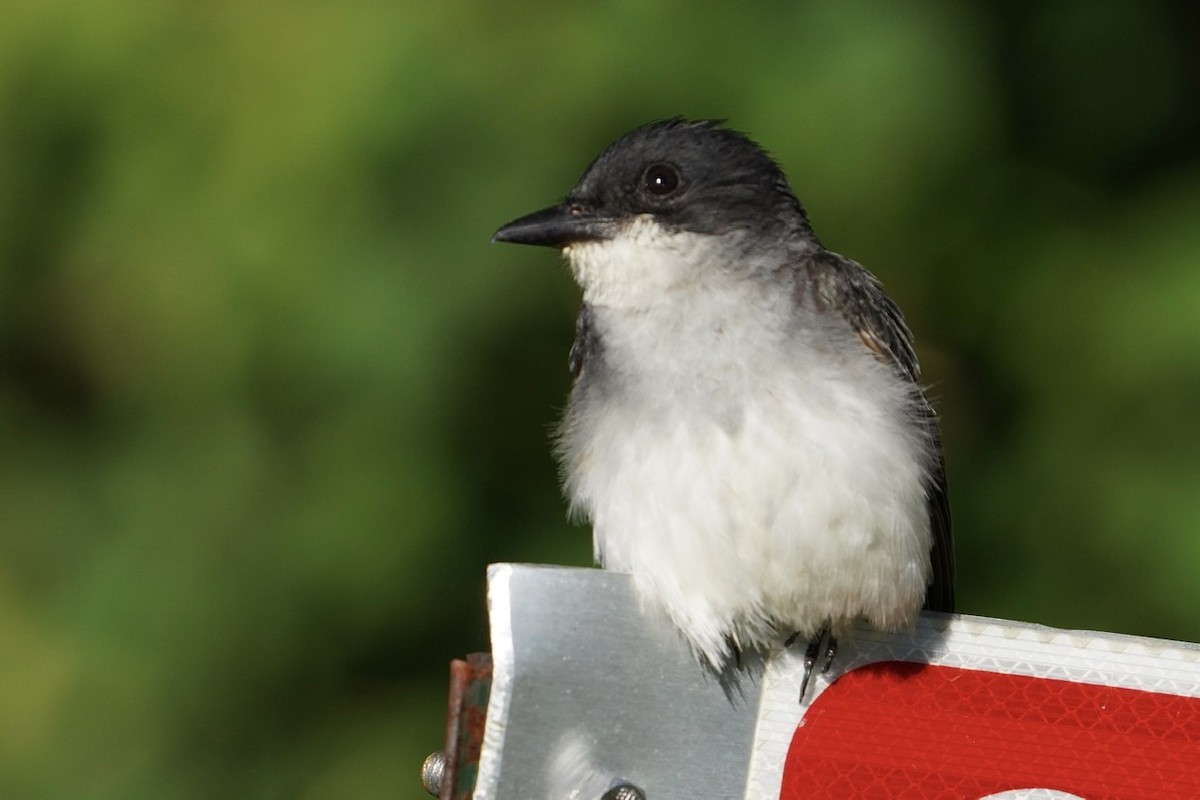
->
[{"left": 1, "top": 1, "right": 1198, "bottom": 797}]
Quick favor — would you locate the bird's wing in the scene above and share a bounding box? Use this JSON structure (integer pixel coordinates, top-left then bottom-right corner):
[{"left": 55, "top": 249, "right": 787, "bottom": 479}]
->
[
  {"left": 806, "top": 250, "right": 956, "bottom": 613},
  {"left": 568, "top": 303, "right": 599, "bottom": 378}
]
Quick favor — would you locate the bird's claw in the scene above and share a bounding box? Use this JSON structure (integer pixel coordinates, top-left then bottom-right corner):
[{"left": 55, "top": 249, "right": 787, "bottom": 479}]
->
[{"left": 794, "top": 627, "right": 837, "bottom": 702}]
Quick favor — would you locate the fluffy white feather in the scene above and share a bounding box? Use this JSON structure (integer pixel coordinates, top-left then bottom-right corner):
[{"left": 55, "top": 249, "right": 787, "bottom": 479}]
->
[{"left": 558, "top": 219, "right": 933, "bottom": 668}]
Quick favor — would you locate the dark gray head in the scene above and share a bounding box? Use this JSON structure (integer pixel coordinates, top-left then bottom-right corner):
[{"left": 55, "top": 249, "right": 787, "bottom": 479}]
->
[{"left": 493, "top": 119, "right": 816, "bottom": 249}]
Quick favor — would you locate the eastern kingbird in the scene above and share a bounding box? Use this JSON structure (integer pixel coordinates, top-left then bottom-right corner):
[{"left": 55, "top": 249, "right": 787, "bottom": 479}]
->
[{"left": 493, "top": 119, "right": 954, "bottom": 696}]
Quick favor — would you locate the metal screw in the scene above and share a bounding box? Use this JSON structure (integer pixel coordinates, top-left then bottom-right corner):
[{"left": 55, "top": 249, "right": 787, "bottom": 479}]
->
[
  {"left": 601, "top": 783, "right": 647, "bottom": 800},
  {"left": 421, "top": 751, "right": 447, "bottom": 796}
]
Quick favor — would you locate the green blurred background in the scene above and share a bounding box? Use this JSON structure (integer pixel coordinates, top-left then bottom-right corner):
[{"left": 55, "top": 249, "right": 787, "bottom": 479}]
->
[{"left": 2, "top": 0, "right": 1199, "bottom": 797}]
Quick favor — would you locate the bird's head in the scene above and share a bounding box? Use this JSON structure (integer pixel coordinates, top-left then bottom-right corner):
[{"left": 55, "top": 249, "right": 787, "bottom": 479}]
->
[
  {"left": 494, "top": 118, "right": 812, "bottom": 247},
  {"left": 493, "top": 119, "right": 815, "bottom": 306}
]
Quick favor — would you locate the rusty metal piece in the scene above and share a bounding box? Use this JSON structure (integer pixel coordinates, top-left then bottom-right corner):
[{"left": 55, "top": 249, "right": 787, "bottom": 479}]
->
[{"left": 435, "top": 653, "right": 492, "bottom": 800}]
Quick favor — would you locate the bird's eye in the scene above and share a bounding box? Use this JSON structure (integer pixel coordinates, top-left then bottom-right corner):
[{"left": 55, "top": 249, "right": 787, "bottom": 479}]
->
[{"left": 643, "top": 163, "right": 681, "bottom": 197}]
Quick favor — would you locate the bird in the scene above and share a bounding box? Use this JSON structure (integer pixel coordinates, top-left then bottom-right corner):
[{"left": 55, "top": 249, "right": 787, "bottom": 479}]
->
[{"left": 492, "top": 118, "right": 953, "bottom": 698}]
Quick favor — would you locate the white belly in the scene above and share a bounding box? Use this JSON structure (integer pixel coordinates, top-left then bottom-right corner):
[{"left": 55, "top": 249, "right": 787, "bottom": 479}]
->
[{"left": 559, "top": 302, "right": 934, "bottom": 668}]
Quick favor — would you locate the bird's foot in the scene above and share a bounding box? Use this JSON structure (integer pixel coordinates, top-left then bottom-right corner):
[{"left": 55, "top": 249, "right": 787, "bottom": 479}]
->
[{"left": 790, "top": 626, "right": 837, "bottom": 702}]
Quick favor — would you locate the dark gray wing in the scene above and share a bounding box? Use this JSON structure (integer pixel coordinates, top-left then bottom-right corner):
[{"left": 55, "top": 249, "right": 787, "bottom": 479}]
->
[
  {"left": 806, "top": 250, "right": 955, "bottom": 613},
  {"left": 568, "top": 303, "right": 599, "bottom": 378}
]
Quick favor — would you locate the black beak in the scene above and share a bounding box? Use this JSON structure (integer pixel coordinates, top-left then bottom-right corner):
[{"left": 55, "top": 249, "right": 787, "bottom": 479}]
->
[{"left": 492, "top": 203, "right": 619, "bottom": 248}]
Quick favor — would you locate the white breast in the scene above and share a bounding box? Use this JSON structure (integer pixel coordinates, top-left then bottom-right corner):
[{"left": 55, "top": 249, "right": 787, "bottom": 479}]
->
[{"left": 557, "top": 226, "right": 934, "bottom": 668}]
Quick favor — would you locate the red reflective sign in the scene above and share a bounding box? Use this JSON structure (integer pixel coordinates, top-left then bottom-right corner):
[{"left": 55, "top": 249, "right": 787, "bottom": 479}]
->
[{"left": 783, "top": 662, "right": 1200, "bottom": 799}]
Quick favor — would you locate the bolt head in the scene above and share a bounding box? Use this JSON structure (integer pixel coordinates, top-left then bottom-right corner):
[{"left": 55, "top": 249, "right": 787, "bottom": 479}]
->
[
  {"left": 420, "top": 751, "right": 447, "bottom": 796},
  {"left": 602, "top": 783, "right": 646, "bottom": 800}
]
